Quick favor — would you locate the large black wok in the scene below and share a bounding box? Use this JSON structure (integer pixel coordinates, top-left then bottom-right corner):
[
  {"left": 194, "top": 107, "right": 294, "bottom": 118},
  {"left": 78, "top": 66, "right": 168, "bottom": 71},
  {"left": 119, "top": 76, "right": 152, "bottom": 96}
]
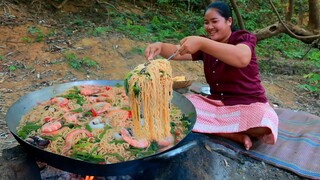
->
[{"left": 5, "top": 80, "right": 197, "bottom": 176}]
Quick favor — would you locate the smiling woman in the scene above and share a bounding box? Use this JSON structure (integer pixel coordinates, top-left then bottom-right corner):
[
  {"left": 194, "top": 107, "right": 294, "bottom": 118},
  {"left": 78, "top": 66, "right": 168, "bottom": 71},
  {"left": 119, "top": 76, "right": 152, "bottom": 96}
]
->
[{"left": 144, "top": 1, "right": 279, "bottom": 150}]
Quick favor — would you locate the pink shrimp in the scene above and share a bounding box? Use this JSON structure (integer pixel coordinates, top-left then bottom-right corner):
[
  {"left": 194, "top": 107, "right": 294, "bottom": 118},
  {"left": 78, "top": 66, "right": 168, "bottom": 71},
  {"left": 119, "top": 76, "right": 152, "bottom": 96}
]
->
[
  {"left": 63, "top": 112, "right": 82, "bottom": 124},
  {"left": 61, "top": 129, "right": 92, "bottom": 154},
  {"left": 159, "top": 144, "right": 174, "bottom": 152},
  {"left": 86, "top": 96, "right": 108, "bottom": 103},
  {"left": 95, "top": 92, "right": 115, "bottom": 102},
  {"left": 92, "top": 102, "right": 111, "bottom": 114},
  {"left": 50, "top": 97, "right": 68, "bottom": 107},
  {"left": 41, "top": 127, "right": 69, "bottom": 136},
  {"left": 41, "top": 121, "right": 63, "bottom": 133},
  {"left": 158, "top": 134, "right": 174, "bottom": 147},
  {"left": 107, "top": 109, "right": 130, "bottom": 127},
  {"left": 80, "top": 86, "right": 103, "bottom": 96},
  {"left": 120, "top": 128, "right": 149, "bottom": 149}
]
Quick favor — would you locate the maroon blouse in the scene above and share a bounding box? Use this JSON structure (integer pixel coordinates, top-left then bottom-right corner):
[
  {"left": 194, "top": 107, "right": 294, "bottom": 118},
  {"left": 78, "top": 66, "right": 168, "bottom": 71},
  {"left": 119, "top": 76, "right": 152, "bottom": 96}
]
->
[{"left": 192, "top": 30, "right": 267, "bottom": 106}]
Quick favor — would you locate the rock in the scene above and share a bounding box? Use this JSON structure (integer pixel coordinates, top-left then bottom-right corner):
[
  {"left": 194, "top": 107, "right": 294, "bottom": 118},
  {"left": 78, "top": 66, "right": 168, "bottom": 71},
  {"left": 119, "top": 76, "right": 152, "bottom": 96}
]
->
[{"left": 1, "top": 146, "right": 41, "bottom": 180}]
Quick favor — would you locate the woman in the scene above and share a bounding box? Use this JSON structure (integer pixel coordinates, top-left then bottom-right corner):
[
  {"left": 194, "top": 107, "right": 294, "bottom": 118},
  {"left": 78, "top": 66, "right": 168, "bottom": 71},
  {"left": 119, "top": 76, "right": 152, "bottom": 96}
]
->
[{"left": 144, "top": 1, "right": 278, "bottom": 150}]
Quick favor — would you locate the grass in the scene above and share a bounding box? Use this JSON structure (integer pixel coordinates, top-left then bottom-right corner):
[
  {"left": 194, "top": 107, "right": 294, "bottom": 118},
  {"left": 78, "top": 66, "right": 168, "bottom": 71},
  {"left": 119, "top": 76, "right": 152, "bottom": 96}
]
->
[{"left": 64, "top": 52, "right": 98, "bottom": 71}]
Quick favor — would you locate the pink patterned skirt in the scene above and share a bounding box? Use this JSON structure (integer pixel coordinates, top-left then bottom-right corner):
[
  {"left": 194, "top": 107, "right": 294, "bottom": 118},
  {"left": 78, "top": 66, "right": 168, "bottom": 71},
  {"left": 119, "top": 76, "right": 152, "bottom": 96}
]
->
[{"left": 186, "top": 94, "right": 278, "bottom": 144}]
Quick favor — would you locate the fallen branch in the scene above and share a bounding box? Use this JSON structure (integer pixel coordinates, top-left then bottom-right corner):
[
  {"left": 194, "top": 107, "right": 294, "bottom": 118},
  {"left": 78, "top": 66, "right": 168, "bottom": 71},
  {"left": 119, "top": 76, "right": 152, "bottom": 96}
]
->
[
  {"left": 48, "top": 0, "right": 69, "bottom": 9},
  {"left": 268, "top": 0, "right": 320, "bottom": 40}
]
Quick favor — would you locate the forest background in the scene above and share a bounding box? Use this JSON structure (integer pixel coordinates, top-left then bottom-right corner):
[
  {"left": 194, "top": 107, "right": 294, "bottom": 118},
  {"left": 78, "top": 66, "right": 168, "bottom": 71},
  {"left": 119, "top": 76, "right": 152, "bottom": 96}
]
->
[{"left": 0, "top": 0, "right": 319, "bottom": 113}]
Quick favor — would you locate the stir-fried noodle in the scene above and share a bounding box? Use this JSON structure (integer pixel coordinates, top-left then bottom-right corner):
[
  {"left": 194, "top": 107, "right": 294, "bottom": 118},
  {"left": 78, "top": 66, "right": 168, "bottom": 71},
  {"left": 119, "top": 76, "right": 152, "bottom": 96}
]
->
[{"left": 125, "top": 59, "right": 172, "bottom": 141}]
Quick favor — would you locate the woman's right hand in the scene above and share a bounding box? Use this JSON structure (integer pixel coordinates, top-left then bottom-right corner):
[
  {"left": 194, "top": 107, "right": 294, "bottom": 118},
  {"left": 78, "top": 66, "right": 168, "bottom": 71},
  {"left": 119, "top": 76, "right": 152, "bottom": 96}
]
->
[{"left": 144, "top": 42, "right": 162, "bottom": 60}]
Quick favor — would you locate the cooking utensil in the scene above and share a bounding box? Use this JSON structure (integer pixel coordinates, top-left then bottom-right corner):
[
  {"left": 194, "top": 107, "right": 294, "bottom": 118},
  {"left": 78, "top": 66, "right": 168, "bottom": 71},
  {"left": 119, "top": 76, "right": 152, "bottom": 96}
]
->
[
  {"left": 167, "top": 49, "right": 179, "bottom": 61},
  {"left": 140, "top": 48, "right": 179, "bottom": 73},
  {"left": 139, "top": 61, "right": 150, "bottom": 74},
  {"left": 5, "top": 80, "right": 196, "bottom": 176}
]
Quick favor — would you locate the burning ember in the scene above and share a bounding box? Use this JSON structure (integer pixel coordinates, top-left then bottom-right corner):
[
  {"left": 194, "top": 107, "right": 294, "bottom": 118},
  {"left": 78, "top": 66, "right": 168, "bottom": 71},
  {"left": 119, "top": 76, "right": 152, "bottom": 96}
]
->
[
  {"left": 84, "top": 176, "right": 94, "bottom": 180},
  {"left": 39, "top": 162, "right": 133, "bottom": 180}
]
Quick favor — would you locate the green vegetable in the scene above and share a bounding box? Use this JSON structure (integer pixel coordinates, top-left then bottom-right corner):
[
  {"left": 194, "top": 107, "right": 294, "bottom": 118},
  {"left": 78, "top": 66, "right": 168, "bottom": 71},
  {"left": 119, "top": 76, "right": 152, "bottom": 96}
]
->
[
  {"left": 97, "top": 125, "right": 111, "bottom": 139},
  {"left": 41, "top": 135, "right": 60, "bottom": 140},
  {"left": 85, "top": 124, "right": 92, "bottom": 132},
  {"left": 115, "top": 83, "right": 122, "bottom": 87},
  {"left": 127, "top": 141, "right": 159, "bottom": 158},
  {"left": 17, "top": 121, "right": 41, "bottom": 139},
  {"left": 63, "top": 123, "right": 76, "bottom": 128},
  {"left": 123, "top": 72, "right": 133, "bottom": 95},
  {"left": 109, "top": 139, "right": 126, "bottom": 144},
  {"left": 180, "top": 113, "right": 193, "bottom": 133},
  {"left": 71, "top": 108, "right": 83, "bottom": 113},
  {"left": 71, "top": 148, "right": 105, "bottom": 164},
  {"left": 133, "top": 82, "right": 140, "bottom": 97},
  {"left": 105, "top": 153, "right": 125, "bottom": 161},
  {"left": 121, "top": 106, "right": 131, "bottom": 110},
  {"left": 60, "top": 86, "right": 85, "bottom": 105}
]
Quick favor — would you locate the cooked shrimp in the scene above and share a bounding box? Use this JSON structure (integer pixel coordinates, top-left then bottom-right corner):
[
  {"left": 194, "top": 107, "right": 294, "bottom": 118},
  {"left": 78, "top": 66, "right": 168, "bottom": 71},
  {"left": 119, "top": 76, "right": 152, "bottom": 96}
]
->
[
  {"left": 80, "top": 86, "right": 103, "bottom": 95},
  {"left": 63, "top": 112, "right": 82, "bottom": 124},
  {"left": 159, "top": 144, "right": 174, "bottom": 152},
  {"left": 92, "top": 102, "right": 111, "bottom": 114},
  {"left": 50, "top": 97, "right": 68, "bottom": 107},
  {"left": 95, "top": 92, "right": 115, "bottom": 102},
  {"left": 158, "top": 134, "right": 174, "bottom": 147},
  {"left": 41, "top": 127, "right": 69, "bottom": 136},
  {"left": 106, "top": 109, "right": 130, "bottom": 127},
  {"left": 61, "top": 129, "right": 92, "bottom": 154},
  {"left": 120, "top": 128, "right": 149, "bottom": 149},
  {"left": 41, "top": 121, "right": 63, "bottom": 133},
  {"left": 86, "top": 96, "right": 108, "bottom": 103}
]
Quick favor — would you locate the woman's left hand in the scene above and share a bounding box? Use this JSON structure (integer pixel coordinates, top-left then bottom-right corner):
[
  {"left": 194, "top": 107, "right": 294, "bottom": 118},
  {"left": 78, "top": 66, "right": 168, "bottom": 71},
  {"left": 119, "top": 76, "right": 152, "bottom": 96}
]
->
[{"left": 178, "top": 36, "right": 204, "bottom": 55}]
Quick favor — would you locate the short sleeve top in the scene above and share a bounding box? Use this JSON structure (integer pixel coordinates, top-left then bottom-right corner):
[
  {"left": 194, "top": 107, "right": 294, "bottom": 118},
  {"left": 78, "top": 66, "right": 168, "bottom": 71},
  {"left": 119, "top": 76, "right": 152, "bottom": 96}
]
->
[{"left": 191, "top": 30, "right": 267, "bottom": 105}]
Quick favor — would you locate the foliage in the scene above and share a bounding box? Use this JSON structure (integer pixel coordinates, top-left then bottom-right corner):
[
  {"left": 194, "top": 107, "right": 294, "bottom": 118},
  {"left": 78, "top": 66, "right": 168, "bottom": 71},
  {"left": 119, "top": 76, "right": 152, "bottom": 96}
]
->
[
  {"left": 22, "top": 26, "right": 45, "bottom": 43},
  {"left": 64, "top": 52, "right": 98, "bottom": 71},
  {"left": 298, "top": 50, "right": 320, "bottom": 95},
  {"left": 9, "top": 65, "right": 16, "bottom": 71},
  {"left": 102, "top": 5, "right": 204, "bottom": 42},
  {"left": 16, "top": 0, "right": 317, "bottom": 95},
  {"left": 88, "top": 26, "right": 112, "bottom": 37},
  {"left": 256, "top": 34, "right": 309, "bottom": 59}
]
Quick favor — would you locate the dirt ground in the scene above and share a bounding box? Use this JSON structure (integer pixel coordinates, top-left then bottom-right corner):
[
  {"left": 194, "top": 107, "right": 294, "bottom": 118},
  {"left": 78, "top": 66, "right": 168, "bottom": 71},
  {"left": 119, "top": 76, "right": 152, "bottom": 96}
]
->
[{"left": 0, "top": 1, "right": 319, "bottom": 179}]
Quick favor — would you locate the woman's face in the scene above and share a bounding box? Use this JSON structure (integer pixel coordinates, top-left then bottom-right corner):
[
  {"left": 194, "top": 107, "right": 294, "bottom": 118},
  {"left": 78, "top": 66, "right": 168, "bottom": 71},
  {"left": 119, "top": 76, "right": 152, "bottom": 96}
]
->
[{"left": 204, "top": 8, "right": 232, "bottom": 43}]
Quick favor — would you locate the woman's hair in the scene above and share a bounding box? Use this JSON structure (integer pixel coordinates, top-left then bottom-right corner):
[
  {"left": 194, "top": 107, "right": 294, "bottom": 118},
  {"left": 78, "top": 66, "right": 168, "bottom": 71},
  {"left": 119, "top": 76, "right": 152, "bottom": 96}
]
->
[{"left": 206, "top": 1, "right": 237, "bottom": 31}]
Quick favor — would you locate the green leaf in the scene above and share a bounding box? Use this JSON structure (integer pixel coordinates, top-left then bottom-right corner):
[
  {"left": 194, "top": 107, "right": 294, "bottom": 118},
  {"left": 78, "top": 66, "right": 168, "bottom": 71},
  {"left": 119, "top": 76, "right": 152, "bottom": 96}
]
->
[{"left": 17, "top": 121, "right": 41, "bottom": 139}]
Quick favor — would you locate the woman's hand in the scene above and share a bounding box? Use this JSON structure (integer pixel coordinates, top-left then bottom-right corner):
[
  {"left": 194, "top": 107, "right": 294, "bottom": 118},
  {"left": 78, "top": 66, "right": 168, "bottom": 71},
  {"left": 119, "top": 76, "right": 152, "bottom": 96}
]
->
[
  {"left": 178, "top": 36, "right": 204, "bottom": 55},
  {"left": 144, "top": 42, "right": 162, "bottom": 60}
]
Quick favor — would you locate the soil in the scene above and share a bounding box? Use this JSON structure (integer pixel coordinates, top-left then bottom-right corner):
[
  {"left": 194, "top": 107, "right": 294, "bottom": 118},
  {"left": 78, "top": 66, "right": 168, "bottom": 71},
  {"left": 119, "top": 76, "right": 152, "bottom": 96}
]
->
[{"left": 0, "top": 1, "right": 319, "bottom": 179}]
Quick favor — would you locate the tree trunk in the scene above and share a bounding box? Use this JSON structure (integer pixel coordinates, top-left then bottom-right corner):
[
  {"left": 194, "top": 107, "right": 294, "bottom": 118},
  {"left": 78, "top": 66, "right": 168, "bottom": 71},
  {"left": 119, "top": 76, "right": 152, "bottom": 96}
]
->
[
  {"left": 285, "top": 0, "right": 294, "bottom": 21},
  {"left": 230, "top": 0, "right": 245, "bottom": 30},
  {"left": 308, "top": 0, "right": 320, "bottom": 31}
]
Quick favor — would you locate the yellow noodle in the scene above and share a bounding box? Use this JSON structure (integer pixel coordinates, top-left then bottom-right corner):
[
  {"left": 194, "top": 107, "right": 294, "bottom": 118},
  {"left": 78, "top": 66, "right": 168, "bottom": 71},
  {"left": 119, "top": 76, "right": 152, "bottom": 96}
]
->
[{"left": 127, "top": 59, "right": 173, "bottom": 141}]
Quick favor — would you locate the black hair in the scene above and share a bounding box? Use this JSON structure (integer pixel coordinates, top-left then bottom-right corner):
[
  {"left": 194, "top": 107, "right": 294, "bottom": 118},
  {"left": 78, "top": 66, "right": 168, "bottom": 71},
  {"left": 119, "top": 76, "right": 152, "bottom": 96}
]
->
[{"left": 206, "top": 1, "right": 237, "bottom": 31}]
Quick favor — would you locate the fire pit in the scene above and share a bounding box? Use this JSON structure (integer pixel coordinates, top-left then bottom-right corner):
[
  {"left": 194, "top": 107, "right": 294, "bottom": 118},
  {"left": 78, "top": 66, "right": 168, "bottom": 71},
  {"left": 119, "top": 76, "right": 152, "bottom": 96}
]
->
[{"left": 2, "top": 137, "right": 198, "bottom": 180}]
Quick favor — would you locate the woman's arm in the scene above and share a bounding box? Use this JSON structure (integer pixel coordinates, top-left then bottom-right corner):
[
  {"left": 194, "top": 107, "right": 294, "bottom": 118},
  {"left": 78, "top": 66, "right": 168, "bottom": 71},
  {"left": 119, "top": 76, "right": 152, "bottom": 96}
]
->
[
  {"left": 145, "top": 42, "right": 192, "bottom": 61},
  {"left": 179, "top": 36, "right": 252, "bottom": 68}
]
